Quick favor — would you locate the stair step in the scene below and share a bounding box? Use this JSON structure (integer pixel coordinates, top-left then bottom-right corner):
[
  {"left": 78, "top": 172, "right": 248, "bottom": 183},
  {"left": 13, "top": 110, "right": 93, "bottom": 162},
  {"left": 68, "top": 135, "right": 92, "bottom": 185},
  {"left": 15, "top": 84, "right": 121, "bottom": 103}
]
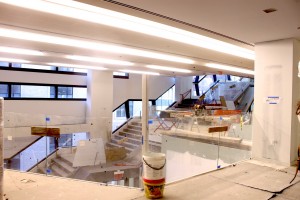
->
[
  {"left": 113, "top": 134, "right": 142, "bottom": 145},
  {"left": 106, "top": 143, "right": 132, "bottom": 153},
  {"left": 131, "top": 121, "right": 142, "bottom": 126},
  {"left": 119, "top": 131, "right": 142, "bottom": 139},
  {"left": 52, "top": 158, "right": 75, "bottom": 173},
  {"left": 111, "top": 139, "right": 140, "bottom": 149},
  {"left": 51, "top": 164, "right": 69, "bottom": 177},
  {"left": 56, "top": 154, "right": 73, "bottom": 166},
  {"left": 123, "top": 128, "right": 142, "bottom": 135},
  {"left": 127, "top": 125, "right": 142, "bottom": 131}
]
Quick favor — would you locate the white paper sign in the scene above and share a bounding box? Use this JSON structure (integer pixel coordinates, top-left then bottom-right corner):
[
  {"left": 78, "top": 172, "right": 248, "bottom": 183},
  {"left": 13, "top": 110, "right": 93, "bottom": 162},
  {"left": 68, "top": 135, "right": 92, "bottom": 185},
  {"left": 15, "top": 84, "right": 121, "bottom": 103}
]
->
[{"left": 265, "top": 96, "right": 280, "bottom": 104}]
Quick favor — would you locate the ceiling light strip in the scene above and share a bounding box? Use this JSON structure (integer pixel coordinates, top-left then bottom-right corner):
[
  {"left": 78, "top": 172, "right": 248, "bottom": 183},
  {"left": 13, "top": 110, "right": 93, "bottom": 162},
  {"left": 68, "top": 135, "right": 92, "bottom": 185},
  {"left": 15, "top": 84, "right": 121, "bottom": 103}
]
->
[
  {"left": 0, "top": 27, "right": 193, "bottom": 64},
  {"left": 205, "top": 63, "right": 254, "bottom": 75},
  {"left": 0, "top": 57, "right": 30, "bottom": 63},
  {"left": 0, "top": 46, "right": 44, "bottom": 56},
  {"left": 66, "top": 55, "right": 134, "bottom": 66},
  {"left": 146, "top": 65, "right": 191, "bottom": 73},
  {"left": 119, "top": 69, "right": 159, "bottom": 76},
  {"left": 48, "top": 62, "right": 107, "bottom": 70},
  {"left": 0, "top": 0, "right": 254, "bottom": 60}
]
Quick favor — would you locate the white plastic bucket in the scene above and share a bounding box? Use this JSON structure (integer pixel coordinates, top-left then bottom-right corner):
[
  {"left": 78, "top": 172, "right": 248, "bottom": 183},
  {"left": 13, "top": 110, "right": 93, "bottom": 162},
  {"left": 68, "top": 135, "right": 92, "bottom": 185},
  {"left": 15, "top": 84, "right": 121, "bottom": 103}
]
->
[{"left": 143, "top": 152, "right": 166, "bottom": 180}]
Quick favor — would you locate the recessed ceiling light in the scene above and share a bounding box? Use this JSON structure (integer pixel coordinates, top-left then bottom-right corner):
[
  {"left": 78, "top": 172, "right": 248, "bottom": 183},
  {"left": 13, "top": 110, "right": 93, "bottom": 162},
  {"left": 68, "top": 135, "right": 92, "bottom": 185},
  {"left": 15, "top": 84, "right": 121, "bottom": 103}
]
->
[
  {"left": 263, "top": 8, "right": 277, "bottom": 13},
  {"left": 0, "top": 46, "right": 44, "bottom": 56},
  {"left": 48, "top": 62, "right": 107, "bottom": 70},
  {"left": 146, "top": 65, "right": 192, "bottom": 73},
  {"left": 66, "top": 55, "right": 134, "bottom": 66},
  {"left": 205, "top": 63, "right": 254, "bottom": 75},
  {"left": 0, "top": 27, "right": 194, "bottom": 64},
  {"left": 0, "top": 57, "right": 30, "bottom": 63},
  {"left": 119, "top": 69, "right": 159, "bottom": 76},
  {"left": 0, "top": 0, "right": 255, "bottom": 60}
]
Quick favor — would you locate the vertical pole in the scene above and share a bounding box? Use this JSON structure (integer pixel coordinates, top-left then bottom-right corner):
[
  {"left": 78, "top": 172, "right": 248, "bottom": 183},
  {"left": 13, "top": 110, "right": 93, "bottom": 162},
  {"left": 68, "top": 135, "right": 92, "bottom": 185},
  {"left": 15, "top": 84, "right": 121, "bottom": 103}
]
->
[
  {"left": 0, "top": 98, "right": 4, "bottom": 198},
  {"left": 142, "top": 75, "right": 149, "bottom": 154}
]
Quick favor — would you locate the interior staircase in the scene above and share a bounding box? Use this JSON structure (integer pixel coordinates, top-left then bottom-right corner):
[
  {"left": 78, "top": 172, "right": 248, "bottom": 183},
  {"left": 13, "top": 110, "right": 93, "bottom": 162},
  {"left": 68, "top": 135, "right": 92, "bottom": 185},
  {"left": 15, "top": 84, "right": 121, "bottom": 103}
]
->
[
  {"left": 108, "top": 120, "right": 161, "bottom": 153},
  {"left": 37, "top": 150, "right": 77, "bottom": 178}
]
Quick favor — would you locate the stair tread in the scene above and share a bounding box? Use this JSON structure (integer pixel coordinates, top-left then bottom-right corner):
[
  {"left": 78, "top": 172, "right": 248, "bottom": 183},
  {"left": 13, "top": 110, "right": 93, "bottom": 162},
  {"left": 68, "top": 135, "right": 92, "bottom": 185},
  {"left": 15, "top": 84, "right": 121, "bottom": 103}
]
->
[
  {"left": 51, "top": 164, "right": 69, "bottom": 177},
  {"left": 111, "top": 139, "right": 140, "bottom": 148},
  {"left": 107, "top": 142, "right": 133, "bottom": 151},
  {"left": 52, "top": 158, "right": 75, "bottom": 172},
  {"left": 119, "top": 131, "right": 142, "bottom": 137},
  {"left": 114, "top": 134, "right": 142, "bottom": 144}
]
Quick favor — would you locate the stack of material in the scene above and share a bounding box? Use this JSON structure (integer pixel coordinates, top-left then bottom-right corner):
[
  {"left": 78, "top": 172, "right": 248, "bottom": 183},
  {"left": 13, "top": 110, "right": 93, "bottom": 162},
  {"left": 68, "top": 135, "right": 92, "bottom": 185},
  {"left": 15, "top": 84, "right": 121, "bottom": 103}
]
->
[{"left": 105, "top": 146, "right": 127, "bottom": 161}]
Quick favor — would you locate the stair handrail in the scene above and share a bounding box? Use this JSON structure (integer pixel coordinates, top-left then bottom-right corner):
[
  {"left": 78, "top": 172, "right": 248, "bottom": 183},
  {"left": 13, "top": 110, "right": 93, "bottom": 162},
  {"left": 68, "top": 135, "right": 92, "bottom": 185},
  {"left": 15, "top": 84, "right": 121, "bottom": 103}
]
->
[
  {"left": 198, "top": 80, "right": 220, "bottom": 104},
  {"left": 180, "top": 89, "right": 192, "bottom": 102},
  {"left": 26, "top": 148, "right": 58, "bottom": 172}
]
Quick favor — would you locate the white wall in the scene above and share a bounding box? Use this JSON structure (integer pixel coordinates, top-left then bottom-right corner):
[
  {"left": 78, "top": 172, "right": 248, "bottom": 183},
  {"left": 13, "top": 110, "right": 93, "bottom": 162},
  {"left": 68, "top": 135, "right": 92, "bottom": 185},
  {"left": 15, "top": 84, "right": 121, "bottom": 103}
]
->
[
  {"left": 1, "top": 70, "right": 87, "bottom": 117},
  {"left": 86, "top": 70, "right": 113, "bottom": 141},
  {"left": 252, "top": 39, "right": 300, "bottom": 165},
  {"left": 175, "top": 76, "right": 194, "bottom": 102},
  {"left": 4, "top": 101, "right": 86, "bottom": 117},
  {"left": 113, "top": 74, "right": 175, "bottom": 109}
]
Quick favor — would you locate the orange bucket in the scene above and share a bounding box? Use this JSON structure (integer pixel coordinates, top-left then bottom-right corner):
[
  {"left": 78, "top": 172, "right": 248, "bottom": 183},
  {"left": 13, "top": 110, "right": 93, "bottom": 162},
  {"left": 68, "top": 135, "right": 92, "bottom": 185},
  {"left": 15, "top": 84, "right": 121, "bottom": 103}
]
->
[{"left": 143, "top": 178, "right": 165, "bottom": 199}]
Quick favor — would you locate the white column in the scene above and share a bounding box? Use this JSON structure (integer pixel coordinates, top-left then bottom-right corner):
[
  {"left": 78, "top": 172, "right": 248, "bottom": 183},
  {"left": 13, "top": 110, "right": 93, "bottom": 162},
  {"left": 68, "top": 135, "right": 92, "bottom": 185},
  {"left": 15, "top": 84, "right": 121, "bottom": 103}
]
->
[
  {"left": 252, "top": 39, "right": 300, "bottom": 165},
  {"left": 86, "top": 70, "right": 113, "bottom": 142},
  {"left": 142, "top": 74, "right": 149, "bottom": 154},
  {"left": 0, "top": 98, "right": 3, "bottom": 198}
]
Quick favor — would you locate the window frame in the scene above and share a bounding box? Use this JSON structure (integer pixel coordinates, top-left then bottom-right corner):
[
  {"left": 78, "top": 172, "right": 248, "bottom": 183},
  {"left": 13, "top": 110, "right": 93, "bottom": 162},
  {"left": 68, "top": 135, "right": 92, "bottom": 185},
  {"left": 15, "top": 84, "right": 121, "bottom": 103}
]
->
[{"left": 0, "top": 81, "right": 87, "bottom": 101}]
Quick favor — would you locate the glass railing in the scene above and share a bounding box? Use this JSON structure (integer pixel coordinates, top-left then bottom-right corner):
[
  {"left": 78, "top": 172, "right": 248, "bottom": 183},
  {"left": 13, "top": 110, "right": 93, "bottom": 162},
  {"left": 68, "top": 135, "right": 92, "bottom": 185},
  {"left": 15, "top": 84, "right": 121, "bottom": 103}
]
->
[
  {"left": 4, "top": 107, "right": 252, "bottom": 189},
  {"left": 149, "top": 109, "right": 252, "bottom": 183}
]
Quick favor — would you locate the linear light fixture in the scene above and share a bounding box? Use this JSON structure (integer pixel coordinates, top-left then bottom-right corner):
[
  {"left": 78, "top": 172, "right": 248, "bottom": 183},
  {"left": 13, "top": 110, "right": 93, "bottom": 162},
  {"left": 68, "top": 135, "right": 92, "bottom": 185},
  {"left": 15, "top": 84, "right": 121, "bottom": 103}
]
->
[
  {"left": 48, "top": 62, "right": 107, "bottom": 70},
  {"left": 119, "top": 69, "right": 159, "bottom": 76},
  {"left": 146, "top": 65, "right": 192, "bottom": 73},
  {"left": 0, "top": 57, "right": 30, "bottom": 63},
  {"left": 205, "top": 63, "right": 254, "bottom": 75},
  {"left": 0, "top": 46, "right": 44, "bottom": 56},
  {"left": 0, "top": 0, "right": 255, "bottom": 60},
  {"left": 66, "top": 55, "right": 134, "bottom": 66},
  {"left": 0, "top": 28, "right": 194, "bottom": 64}
]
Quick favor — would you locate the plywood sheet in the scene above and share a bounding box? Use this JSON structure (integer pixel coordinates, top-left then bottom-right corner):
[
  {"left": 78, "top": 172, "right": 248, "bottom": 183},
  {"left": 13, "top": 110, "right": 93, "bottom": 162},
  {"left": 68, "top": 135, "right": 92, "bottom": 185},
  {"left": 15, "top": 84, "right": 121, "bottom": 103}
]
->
[{"left": 31, "top": 127, "right": 60, "bottom": 137}]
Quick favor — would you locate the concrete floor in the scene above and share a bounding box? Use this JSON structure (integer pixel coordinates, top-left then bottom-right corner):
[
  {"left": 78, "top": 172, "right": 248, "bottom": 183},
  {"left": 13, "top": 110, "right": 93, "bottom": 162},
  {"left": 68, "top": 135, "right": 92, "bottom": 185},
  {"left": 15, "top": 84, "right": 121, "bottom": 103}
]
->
[{"left": 3, "top": 159, "right": 300, "bottom": 200}]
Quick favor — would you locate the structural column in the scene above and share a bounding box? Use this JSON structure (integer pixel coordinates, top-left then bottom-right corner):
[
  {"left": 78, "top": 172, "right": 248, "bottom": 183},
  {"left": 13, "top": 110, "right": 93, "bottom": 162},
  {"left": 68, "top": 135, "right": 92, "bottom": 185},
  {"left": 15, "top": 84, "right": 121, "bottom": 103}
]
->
[
  {"left": 142, "top": 74, "right": 149, "bottom": 154},
  {"left": 0, "top": 98, "right": 3, "bottom": 198},
  {"left": 252, "top": 39, "right": 300, "bottom": 165},
  {"left": 86, "top": 70, "right": 113, "bottom": 142}
]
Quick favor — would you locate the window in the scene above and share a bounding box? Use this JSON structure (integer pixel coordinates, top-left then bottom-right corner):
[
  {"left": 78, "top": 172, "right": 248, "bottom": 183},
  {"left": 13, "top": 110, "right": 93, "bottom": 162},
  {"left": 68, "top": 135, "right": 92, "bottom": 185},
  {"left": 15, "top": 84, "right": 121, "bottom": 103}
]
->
[
  {"left": 58, "top": 87, "right": 87, "bottom": 99},
  {"left": 113, "top": 72, "right": 129, "bottom": 79},
  {"left": 112, "top": 104, "right": 127, "bottom": 131},
  {"left": 129, "top": 100, "right": 152, "bottom": 117},
  {"left": 12, "top": 85, "right": 55, "bottom": 98},
  {"left": 58, "top": 67, "right": 87, "bottom": 73},
  {"left": 0, "top": 62, "right": 9, "bottom": 67},
  {"left": 0, "top": 84, "right": 8, "bottom": 97},
  {"left": 58, "top": 86, "right": 73, "bottom": 98},
  {"left": 12, "top": 63, "right": 56, "bottom": 71},
  {"left": 116, "top": 104, "right": 126, "bottom": 117},
  {"left": 155, "top": 85, "right": 175, "bottom": 111}
]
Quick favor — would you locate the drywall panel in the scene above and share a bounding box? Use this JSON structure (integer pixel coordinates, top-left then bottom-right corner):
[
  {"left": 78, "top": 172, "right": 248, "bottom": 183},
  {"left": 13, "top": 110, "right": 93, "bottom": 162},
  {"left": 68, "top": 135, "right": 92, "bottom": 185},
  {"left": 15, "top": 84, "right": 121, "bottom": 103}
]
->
[
  {"left": 0, "top": 70, "right": 86, "bottom": 86},
  {"left": 113, "top": 74, "right": 175, "bottom": 109}
]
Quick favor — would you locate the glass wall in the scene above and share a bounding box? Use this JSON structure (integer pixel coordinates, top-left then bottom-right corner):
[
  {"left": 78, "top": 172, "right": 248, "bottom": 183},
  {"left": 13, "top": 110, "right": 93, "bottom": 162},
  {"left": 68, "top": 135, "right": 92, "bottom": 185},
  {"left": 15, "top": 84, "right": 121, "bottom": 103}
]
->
[
  {"left": 156, "top": 85, "right": 175, "bottom": 111},
  {"left": 112, "top": 104, "right": 127, "bottom": 131}
]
